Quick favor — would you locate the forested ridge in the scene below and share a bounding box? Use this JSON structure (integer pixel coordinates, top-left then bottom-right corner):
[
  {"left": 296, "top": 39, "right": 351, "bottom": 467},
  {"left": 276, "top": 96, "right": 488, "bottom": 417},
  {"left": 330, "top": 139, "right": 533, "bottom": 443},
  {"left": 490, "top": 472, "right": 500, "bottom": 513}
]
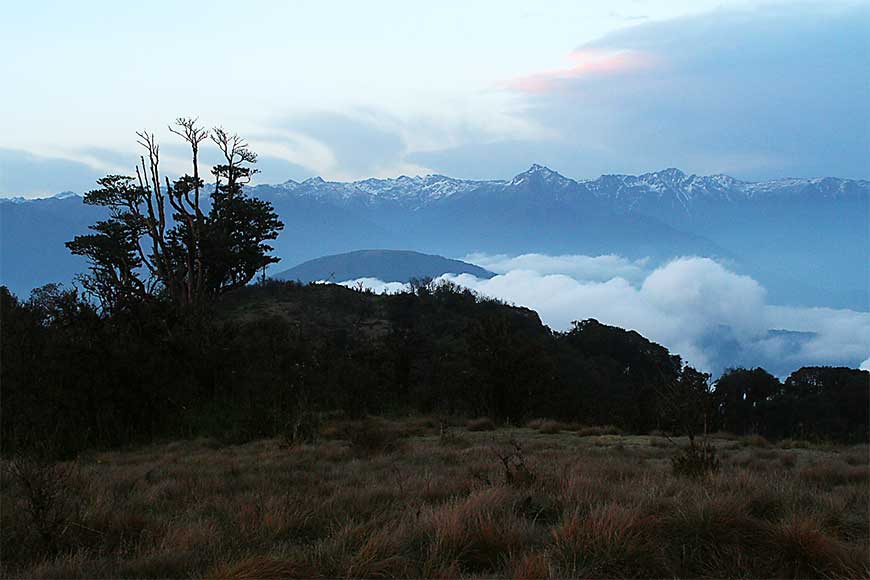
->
[{"left": 2, "top": 279, "right": 866, "bottom": 459}]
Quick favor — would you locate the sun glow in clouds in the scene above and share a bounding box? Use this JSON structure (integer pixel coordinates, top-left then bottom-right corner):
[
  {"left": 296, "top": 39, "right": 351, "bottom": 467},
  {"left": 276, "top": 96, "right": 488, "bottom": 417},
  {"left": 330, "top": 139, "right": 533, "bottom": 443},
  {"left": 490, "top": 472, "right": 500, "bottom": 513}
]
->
[{"left": 502, "top": 49, "right": 658, "bottom": 93}]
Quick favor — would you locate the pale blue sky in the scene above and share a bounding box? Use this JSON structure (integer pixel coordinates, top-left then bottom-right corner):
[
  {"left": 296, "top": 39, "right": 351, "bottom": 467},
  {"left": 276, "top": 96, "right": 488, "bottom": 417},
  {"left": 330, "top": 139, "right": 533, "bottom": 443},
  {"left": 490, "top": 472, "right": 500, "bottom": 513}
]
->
[{"left": 1, "top": 0, "right": 868, "bottom": 195}]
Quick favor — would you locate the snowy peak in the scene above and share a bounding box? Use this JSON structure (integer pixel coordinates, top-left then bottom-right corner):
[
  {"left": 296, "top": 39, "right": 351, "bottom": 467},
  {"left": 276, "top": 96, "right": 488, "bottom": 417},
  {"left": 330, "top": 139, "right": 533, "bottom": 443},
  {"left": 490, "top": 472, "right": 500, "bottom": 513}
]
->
[
  {"left": 53, "top": 191, "right": 81, "bottom": 200},
  {"left": 247, "top": 167, "right": 869, "bottom": 216},
  {"left": 509, "top": 164, "right": 573, "bottom": 188},
  {"left": 12, "top": 167, "right": 862, "bottom": 215}
]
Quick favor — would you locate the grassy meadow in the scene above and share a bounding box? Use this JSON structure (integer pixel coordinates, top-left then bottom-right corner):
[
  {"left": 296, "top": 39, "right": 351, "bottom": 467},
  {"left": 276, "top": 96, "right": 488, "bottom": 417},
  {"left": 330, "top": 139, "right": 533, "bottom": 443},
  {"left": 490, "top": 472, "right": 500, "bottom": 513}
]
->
[{"left": 2, "top": 417, "right": 868, "bottom": 579}]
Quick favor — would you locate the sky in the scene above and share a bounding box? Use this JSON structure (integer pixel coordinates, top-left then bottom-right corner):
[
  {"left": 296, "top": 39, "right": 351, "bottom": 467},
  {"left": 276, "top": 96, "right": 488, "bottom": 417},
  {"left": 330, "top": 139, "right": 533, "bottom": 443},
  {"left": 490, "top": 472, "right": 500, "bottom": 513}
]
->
[{"left": 1, "top": 0, "right": 869, "bottom": 196}]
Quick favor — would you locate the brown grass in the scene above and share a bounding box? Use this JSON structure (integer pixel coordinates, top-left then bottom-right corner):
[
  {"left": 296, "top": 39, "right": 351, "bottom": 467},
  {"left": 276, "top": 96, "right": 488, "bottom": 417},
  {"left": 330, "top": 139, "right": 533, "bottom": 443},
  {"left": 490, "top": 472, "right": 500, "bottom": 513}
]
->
[
  {"left": 1, "top": 422, "right": 867, "bottom": 579},
  {"left": 576, "top": 424, "right": 620, "bottom": 437},
  {"left": 466, "top": 417, "right": 496, "bottom": 432}
]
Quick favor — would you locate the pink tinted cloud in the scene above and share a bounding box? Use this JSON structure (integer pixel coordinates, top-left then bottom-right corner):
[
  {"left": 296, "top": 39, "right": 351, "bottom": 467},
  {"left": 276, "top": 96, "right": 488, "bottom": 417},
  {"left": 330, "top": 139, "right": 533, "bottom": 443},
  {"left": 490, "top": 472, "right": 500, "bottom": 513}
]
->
[{"left": 503, "top": 49, "right": 658, "bottom": 94}]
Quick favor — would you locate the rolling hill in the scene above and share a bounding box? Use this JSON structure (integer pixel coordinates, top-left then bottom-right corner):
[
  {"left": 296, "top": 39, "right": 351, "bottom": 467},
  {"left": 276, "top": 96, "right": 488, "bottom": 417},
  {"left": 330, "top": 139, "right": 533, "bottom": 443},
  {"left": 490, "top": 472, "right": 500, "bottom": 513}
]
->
[{"left": 273, "top": 250, "right": 495, "bottom": 283}]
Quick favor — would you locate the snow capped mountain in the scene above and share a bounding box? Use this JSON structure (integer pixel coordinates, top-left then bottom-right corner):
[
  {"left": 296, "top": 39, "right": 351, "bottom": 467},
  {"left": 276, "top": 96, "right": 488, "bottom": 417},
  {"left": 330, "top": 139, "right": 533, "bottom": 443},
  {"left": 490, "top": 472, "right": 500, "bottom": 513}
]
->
[
  {"left": 0, "top": 191, "right": 82, "bottom": 204},
  {"left": 254, "top": 165, "right": 868, "bottom": 215},
  {"left": 2, "top": 165, "right": 866, "bottom": 311},
  {"left": 268, "top": 172, "right": 497, "bottom": 207}
]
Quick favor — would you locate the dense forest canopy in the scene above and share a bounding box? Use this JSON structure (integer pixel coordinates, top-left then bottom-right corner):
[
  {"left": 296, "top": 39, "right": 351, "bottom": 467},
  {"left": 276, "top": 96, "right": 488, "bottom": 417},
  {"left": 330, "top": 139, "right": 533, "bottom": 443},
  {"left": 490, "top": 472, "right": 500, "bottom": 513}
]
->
[{"left": 2, "top": 280, "right": 867, "bottom": 459}]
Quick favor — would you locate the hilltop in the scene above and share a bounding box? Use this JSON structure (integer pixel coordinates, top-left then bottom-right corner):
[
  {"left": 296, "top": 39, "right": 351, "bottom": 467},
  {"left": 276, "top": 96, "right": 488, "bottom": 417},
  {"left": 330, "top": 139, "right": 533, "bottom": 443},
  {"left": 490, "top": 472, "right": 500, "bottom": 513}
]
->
[{"left": 273, "top": 249, "right": 495, "bottom": 284}]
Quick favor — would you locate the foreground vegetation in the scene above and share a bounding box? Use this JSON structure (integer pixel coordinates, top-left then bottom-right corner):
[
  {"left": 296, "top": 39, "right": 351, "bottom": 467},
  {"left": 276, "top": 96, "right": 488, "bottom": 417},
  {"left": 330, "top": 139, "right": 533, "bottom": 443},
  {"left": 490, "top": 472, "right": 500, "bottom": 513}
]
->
[{"left": 3, "top": 418, "right": 868, "bottom": 579}]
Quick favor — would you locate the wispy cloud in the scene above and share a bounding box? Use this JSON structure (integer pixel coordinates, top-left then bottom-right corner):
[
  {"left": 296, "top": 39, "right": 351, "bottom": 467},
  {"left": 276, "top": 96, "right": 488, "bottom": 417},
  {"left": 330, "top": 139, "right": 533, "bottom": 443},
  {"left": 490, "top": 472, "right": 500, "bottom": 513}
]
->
[{"left": 503, "top": 49, "right": 658, "bottom": 94}]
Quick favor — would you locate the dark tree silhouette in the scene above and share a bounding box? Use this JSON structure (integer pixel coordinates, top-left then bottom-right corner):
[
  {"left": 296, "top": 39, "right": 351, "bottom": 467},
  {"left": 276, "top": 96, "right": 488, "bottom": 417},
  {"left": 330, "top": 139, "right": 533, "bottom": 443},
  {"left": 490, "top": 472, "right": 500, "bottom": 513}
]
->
[
  {"left": 66, "top": 119, "right": 283, "bottom": 311},
  {"left": 712, "top": 367, "right": 780, "bottom": 434}
]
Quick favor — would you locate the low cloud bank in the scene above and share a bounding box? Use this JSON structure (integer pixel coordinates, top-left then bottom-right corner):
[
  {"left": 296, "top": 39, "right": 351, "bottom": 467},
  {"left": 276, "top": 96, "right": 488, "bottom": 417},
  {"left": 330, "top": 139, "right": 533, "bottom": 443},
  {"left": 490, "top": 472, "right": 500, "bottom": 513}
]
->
[{"left": 335, "top": 254, "right": 869, "bottom": 377}]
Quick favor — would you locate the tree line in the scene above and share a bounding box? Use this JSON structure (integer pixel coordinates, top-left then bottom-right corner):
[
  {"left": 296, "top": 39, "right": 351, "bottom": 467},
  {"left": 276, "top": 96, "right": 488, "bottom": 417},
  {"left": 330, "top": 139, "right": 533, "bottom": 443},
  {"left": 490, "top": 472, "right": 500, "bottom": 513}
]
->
[{"left": 2, "top": 279, "right": 866, "bottom": 459}]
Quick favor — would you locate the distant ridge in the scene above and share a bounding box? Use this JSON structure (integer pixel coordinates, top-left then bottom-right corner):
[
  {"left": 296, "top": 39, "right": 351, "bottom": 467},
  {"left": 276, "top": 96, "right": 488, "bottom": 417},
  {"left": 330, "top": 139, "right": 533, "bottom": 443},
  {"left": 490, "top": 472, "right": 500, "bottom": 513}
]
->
[
  {"left": 2, "top": 165, "right": 867, "bottom": 310},
  {"left": 273, "top": 249, "right": 496, "bottom": 284}
]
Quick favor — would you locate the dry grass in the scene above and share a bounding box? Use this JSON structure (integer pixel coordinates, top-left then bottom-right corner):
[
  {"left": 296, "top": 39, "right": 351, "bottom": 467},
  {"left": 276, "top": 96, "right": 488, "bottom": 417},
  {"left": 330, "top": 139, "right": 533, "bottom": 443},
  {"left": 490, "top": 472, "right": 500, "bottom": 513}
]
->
[
  {"left": 2, "top": 422, "right": 868, "bottom": 579},
  {"left": 576, "top": 424, "right": 621, "bottom": 437},
  {"left": 466, "top": 417, "right": 496, "bottom": 432}
]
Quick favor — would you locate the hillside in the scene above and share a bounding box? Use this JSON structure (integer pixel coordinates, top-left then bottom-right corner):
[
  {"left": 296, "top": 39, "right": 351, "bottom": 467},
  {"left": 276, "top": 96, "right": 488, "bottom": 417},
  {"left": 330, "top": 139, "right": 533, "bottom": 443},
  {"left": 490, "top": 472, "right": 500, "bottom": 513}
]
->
[{"left": 273, "top": 249, "right": 495, "bottom": 283}]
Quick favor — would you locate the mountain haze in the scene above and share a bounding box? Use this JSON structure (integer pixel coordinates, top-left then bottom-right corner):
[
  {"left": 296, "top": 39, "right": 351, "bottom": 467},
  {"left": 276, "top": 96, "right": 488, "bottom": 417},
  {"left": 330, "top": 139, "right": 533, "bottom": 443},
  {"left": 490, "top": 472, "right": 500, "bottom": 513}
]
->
[
  {"left": 274, "top": 250, "right": 495, "bottom": 284},
  {"left": 1, "top": 165, "right": 867, "bottom": 310}
]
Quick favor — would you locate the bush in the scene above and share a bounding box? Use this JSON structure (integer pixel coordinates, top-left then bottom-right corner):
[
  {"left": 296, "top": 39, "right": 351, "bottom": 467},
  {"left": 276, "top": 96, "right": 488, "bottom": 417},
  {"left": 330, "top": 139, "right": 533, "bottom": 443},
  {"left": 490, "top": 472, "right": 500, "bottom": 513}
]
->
[
  {"left": 491, "top": 439, "right": 535, "bottom": 487},
  {"left": 577, "top": 425, "right": 620, "bottom": 437},
  {"left": 438, "top": 425, "right": 469, "bottom": 448},
  {"left": 525, "top": 418, "right": 545, "bottom": 429},
  {"left": 281, "top": 405, "right": 322, "bottom": 447},
  {"left": 344, "top": 419, "right": 403, "bottom": 456},
  {"left": 671, "top": 442, "right": 721, "bottom": 478},
  {"left": 538, "top": 420, "right": 567, "bottom": 434},
  {"left": 467, "top": 417, "right": 496, "bottom": 432},
  {"left": 778, "top": 438, "right": 810, "bottom": 449},
  {"left": 551, "top": 504, "right": 664, "bottom": 577},
  {"left": 740, "top": 434, "right": 770, "bottom": 448},
  {"left": 7, "top": 456, "right": 78, "bottom": 550}
]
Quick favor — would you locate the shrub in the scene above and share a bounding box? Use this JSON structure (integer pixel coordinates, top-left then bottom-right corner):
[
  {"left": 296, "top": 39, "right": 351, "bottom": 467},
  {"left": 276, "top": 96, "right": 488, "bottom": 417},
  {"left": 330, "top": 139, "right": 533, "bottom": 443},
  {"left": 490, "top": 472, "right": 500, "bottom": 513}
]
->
[
  {"left": 661, "top": 496, "right": 763, "bottom": 577},
  {"left": 7, "top": 456, "right": 78, "bottom": 549},
  {"left": 778, "top": 438, "right": 811, "bottom": 449},
  {"left": 525, "top": 418, "right": 545, "bottom": 429},
  {"left": 207, "top": 556, "right": 319, "bottom": 579},
  {"left": 344, "top": 419, "right": 403, "bottom": 456},
  {"left": 423, "top": 488, "right": 534, "bottom": 574},
  {"left": 799, "top": 461, "right": 869, "bottom": 485},
  {"left": 467, "top": 417, "right": 496, "bottom": 432},
  {"left": 753, "top": 448, "right": 778, "bottom": 460},
  {"left": 491, "top": 439, "right": 535, "bottom": 487},
  {"left": 740, "top": 434, "right": 770, "bottom": 448},
  {"left": 282, "top": 406, "right": 322, "bottom": 447},
  {"left": 509, "top": 552, "right": 551, "bottom": 579},
  {"left": 537, "top": 420, "right": 566, "bottom": 434},
  {"left": 438, "top": 426, "right": 468, "bottom": 448},
  {"left": 671, "top": 441, "right": 721, "bottom": 478},
  {"left": 551, "top": 504, "right": 663, "bottom": 577},
  {"left": 765, "top": 516, "right": 859, "bottom": 578},
  {"left": 843, "top": 446, "right": 869, "bottom": 466},
  {"left": 577, "top": 425, "right": 620, "bottom": 437}
]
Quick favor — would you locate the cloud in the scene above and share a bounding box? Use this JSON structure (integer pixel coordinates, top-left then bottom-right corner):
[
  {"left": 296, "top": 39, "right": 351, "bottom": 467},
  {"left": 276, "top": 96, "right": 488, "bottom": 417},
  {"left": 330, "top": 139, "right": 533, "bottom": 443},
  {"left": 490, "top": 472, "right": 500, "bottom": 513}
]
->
[
  {"left": 503, "top": 49, "right": 658, "bottom": 94},
  {"left": 0, "top": 148, "right": 108, "bottom": 196},
  {"left": 335, "top": 254, "right": 870, "bottom": 376},
  {"left": 464, "top": 252, "right": 649, "bottom": 283},
  {"left": 420, "top": 2, "right": 869, "bottom": 181},
  {"left": 259, "top": 104, "right": 550, "bottom": 181}
]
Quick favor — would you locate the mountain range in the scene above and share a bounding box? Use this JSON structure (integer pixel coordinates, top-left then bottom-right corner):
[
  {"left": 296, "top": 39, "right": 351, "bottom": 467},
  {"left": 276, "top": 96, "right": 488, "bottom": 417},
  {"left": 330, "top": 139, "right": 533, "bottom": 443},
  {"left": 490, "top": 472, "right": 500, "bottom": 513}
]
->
[{"left": 1, "top": 165, "right": 867, "bottom": 310}]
